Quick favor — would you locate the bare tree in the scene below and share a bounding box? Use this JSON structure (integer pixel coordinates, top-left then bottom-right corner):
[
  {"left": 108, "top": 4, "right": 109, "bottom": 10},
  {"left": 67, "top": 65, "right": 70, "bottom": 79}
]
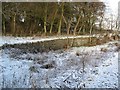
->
[{"left": 58, "top": 2, "right": 64, "bottom": 35}]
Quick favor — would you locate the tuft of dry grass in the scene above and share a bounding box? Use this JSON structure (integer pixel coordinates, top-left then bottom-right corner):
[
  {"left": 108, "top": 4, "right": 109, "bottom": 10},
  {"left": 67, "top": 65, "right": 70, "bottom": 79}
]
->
[
  {"left": 76, "top": 52, "right": 80, "bottom": 56},
  {"left": 113, "top": 42, "right": 120, "bottom": 52},
  {"left": 29, "top": 66, "right": 38, "bottom": 73},
  {"left": 114, "top": 43, "right": 120, "bottom": 47},
  {"left": 101, "top": 48, "right": 108, "bottom": 52},
  {"left": 40, "top": 64, "right": 54, "bottom": 69}
]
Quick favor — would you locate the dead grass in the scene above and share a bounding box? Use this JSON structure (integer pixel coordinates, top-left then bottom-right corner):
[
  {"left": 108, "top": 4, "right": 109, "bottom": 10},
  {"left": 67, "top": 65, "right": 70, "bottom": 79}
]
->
[
  {"left": 76, "top": 52, "right": 80, "bottom": 56},
  {"left": 101, "top": 48, "right": 108, "bottom": 52},
  {"left": 113, "top": 42, "right": 120, "bottom": 52}
]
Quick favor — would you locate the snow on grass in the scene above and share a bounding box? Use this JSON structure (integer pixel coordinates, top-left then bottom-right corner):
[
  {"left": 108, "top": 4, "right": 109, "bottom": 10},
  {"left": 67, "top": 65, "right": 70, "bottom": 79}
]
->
[
  {"left": 0, "top": 40, "right": 119, "bottom": 88},
  {"left": 84, "top": 50, "right": 118, "bottom": 88}
]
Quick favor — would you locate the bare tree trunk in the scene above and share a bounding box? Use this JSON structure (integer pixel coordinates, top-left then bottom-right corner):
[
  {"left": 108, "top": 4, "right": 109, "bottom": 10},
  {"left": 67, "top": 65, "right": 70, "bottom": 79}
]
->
[
  {"left": 67, "top": 18, "right": 72, "bottom": 35},
  {"left": 73, "top": 15, "right": 81, "bottom": 35},
  {"left": 89, "top": 22, "right": 94, "bottom": 43},
  {"left": 57, "top": 3, "right": 64, "bottom": 35},
  {"left": 90, "top": 25, "right": 93, "bottom": 35},
  {"left": 82, "top": 25, "right": 85, "bottom": 34},
  {"left": 62, "top": 15, "right": 67, "bottom": 26},
  {"left": 44, "top": 3, "right": 48, "bottom": 35},
  {"left": 44, "top": 20, "right": 47, "bottom": 34},
  {"left": 99, "top": 16, "right": 103, "bottom": 31},
  {"left": 11, "top": 13, "right": 16, "bottom": 35},
  {"left": 13, "top": 14, "right": 16, "bottom": 35},
  {"left": 50, "top": 8, "right": 58, "bottom": 34},
  {"left": 2, "top": 19, "right": 6, "bottom": 35},
  {"left": 67, "top": 22, "right": 71, "bottom": 35},
  {"left": 78, "top": 24, "right": 83, "bottom": 34},
  {"left": 58, "top": 16, "right": 62, "bottom": 35}
]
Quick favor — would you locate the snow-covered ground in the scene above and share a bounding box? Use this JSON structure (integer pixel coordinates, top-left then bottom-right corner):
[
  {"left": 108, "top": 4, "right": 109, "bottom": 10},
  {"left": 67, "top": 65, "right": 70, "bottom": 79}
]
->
[
  {"left": 0, "top": 35, "right": 101, "bottom": 47},
  {"left": 0, "top": 39, "right": 119, "bottom": 88}
]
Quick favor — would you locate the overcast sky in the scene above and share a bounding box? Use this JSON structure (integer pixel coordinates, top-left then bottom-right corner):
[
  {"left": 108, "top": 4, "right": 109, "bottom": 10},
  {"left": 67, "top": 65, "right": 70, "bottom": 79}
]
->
[{"left": 101, "top": 0, "right": 120, "bottom": 16}]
